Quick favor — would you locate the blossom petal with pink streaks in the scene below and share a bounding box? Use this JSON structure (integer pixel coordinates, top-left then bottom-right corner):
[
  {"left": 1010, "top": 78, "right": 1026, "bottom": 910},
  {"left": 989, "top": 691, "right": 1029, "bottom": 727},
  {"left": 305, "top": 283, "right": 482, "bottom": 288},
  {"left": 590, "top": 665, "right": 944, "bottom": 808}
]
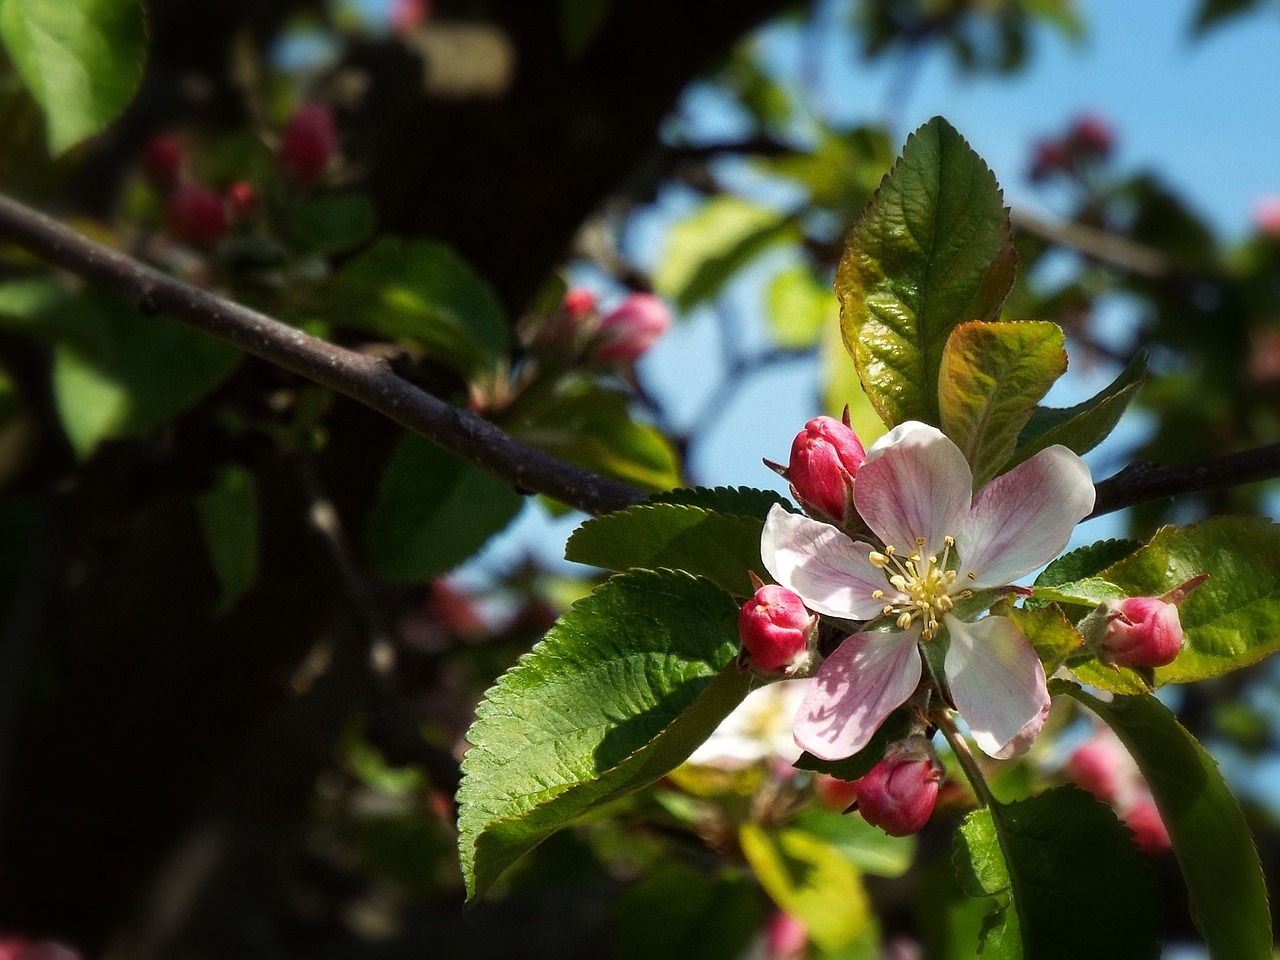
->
[{"left": 760, "top": 505, "right": 885, "bottom": 620}]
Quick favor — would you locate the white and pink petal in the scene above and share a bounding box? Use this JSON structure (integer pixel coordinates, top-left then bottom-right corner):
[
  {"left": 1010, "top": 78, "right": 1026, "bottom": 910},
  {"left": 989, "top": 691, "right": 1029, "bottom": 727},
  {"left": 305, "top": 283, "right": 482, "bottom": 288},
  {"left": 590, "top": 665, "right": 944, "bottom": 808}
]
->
[
  {"left": 943, "top": 614, "right": 1050, "bottom": 759},
  {"left": 855, "top": 422, "right": 972, "bottom": 559},
  {"left": 760, "top": 505, "right": 886, "bottom": 620},
  {"left": 792, "top": 626, "right": 923, "bottom": 761},
  {"left": 957, "top": 445, "right": 1094, "bottom": 588}
]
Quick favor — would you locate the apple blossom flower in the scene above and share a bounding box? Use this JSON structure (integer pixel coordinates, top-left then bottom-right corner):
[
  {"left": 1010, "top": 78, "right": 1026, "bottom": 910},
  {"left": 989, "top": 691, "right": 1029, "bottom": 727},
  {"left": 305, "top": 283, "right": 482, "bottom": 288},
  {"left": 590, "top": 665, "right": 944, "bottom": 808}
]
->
[
  {"left": 761, "top": 421, "right": 1094, "bottom": 761},
  {"left": 686, "top": 679, "right": 809, "bottom": 769},
  {"left": 739, "top": 583, "right": 816, "bottom": 674},
  {"left": 853, "top": 739, "right": 943, "bottom": 836}
]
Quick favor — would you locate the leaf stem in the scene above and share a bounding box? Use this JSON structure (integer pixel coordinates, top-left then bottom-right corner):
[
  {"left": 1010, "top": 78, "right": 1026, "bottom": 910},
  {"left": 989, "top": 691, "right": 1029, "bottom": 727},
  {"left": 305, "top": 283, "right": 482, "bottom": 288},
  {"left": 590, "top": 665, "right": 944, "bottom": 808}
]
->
[{"left": 935, "top": 710, "right": 999, "bottom": 810}]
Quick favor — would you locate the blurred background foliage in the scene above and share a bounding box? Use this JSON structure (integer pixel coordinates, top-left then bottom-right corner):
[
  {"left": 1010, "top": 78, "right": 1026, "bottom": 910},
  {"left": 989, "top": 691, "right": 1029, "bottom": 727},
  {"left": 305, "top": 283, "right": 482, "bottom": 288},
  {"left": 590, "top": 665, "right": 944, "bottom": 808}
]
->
[{"left": 0, "top": 0, "right": 1278, "bottom": 957}]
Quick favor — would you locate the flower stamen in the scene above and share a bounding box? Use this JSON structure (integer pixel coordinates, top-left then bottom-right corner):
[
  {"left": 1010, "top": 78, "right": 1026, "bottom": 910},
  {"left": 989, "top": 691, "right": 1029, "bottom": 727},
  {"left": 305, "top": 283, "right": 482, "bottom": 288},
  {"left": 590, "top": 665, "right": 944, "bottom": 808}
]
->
[{"left": 868, "top": 532, "right": 963, "bottom": 640}]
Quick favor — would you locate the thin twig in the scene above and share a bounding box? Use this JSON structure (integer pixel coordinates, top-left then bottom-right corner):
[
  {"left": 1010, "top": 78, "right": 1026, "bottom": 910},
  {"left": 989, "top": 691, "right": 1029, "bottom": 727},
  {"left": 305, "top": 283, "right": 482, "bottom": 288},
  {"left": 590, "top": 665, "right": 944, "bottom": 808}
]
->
[
  {"left": 1090, "top": 443, "right": 1280, "bottom": 519},
  {"left": 0, "top": 192, "right": 643, "bottom": 518},
  {"left": 1009, "top": 207, "right": 1172, "bottom": 280}
]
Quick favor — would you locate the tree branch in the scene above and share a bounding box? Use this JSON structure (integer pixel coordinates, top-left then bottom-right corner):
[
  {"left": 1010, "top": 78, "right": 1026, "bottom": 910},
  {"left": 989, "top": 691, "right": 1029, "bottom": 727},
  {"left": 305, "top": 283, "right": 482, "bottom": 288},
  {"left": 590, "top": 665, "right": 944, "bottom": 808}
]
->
[
  {"left": 1090, "top": 443, "right": 1280, "bottom": 519},
  {"left": 1009, "top": 207, "right": 1172, "bottom": 280},
  {"left": 1, "top": 191, "right": 1278, "bottom": 528},
  {"left": 0, "top": 192, "right": 643, "bottom": 517}
]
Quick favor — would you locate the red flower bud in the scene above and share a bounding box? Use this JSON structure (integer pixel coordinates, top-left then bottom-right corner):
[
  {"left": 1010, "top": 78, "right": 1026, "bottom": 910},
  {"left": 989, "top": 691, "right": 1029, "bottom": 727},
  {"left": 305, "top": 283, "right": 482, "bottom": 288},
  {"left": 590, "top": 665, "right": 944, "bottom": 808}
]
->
[
  {"left": 562, "top": 287, "right": 597, "bottom": 320},
  {"left": 166, "top": 182, "right": 227, "bottom": 247},
  {"left": 142, "top": 135, "right": 183, "bottom": 188},
  {"left": 592, "top": 293, "right": 671, "bottom": 363},
  {"left": 1068, "top": 114, "right": 1115, "bottom": 159},
  {"left": 224, "top": 181, "right": 257, "bottom": 222},
  {"left": 1029, "top": 138, "right": 1071, "bottom": 182},
  {"left": 854, "top": 743, "right": 942, "bottom": 837},
  {"left": 279, "top": 105, "right": 336, "bottom": 183},
  {"left": 1124, "top": 798, "right": 1171, "bottom": 855},
  {"left": 738, "top": 584, "right": 814, "bottom": 674},
  {"left": 787, "top": 416, "right": 865, "bottom": 524}
]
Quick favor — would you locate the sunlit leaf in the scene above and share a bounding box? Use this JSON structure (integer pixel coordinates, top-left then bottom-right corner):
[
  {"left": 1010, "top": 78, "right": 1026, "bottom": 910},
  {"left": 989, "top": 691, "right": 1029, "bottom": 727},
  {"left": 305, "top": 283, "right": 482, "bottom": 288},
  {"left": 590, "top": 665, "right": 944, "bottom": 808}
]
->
[
  {"left": 1061, "top": 685, "right": 1273, "bottom": 960},
  {"left": 655, "top": 196, "right": 798, "bottom": 311},
  {"left": 938, "top": 320, "right": 1066, "bottom": 486},
  {"left": 0, "top": 0, "right": 146, "bottom": 153},
  {"left": 835, "top": 117, "right": 1016, "bottom": 428},
  {"left": 457, "top": 570, "right": 751, "bottom": 899},
  {"left": 767, "top": 264, "right": 835, "bottom": 349}
]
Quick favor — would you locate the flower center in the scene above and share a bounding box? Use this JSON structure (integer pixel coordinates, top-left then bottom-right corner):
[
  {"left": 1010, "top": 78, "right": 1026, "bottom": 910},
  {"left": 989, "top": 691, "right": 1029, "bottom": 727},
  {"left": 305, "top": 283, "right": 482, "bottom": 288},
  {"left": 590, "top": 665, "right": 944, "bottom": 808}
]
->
[{"left": 868, "top": 535, "right": 972, "bottom": 640}]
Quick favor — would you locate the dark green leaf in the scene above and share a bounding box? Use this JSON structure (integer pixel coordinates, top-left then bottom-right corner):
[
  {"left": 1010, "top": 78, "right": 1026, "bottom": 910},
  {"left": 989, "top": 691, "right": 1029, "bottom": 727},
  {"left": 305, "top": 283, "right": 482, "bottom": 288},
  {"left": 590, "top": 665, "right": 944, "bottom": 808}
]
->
[
  {"left": 648, "top": 486, "right": 789, "bottom": 519},
  {"left": 323, "top": 236, "right": 507, "bottom": 374},
  {"left": 740, "top": 822, "right": 871, "bottom": 950},
  {"left": 195, "top": 464, "right": 259, "bottom": 612},
  {"left": 615, "top": 864, "right": 762, "bottom": 960},
  {"left": 1061, "top": 685, "right": 1273, "bottom": 960},
  {"left": 505, "top": 380, "right": 681, "bottom": 493},
  {"left": 835, "top": 117, "right": 1016, "bottom": 428},
  {"left": 953, "top": 786, "right": 1162, "bottom": 959},
  {"left": 364, "top": 433, "right": 522, "bottom": 581},
  {"left": 457, "top": 570, "right": 751, "bottom": 899},
  {"left": 938, "top": 320, "right": 1066, "bottom": 487},
  {"left": 1193, "top": 0, "right": 1260, "bottom": 33},
  {"left": 51, "top": 293, "right": 240, "bottom": 457},
  {"left": 655, "top": 196, "right": 798, "bottom": 311},
  {"left": 0, "top": 0, "right": 146, "bottom": 153},
  {"left": 565, "top": 503, "right": 766, "bottom": 596},
  {"left": 1010, "top": 351, "right": 1146, "bottom": 468},
  {"left": 286, "top": 194, "right": 375, "bottom": 255},
  {"left": 1034, "top": 538, "right": 1142, "bottom": 589}
]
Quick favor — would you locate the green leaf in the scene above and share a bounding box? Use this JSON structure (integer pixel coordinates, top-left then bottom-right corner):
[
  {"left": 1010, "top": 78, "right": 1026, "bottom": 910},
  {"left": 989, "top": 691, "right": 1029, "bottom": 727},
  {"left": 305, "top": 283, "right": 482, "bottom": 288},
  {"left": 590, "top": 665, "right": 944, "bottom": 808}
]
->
[
  {"left": 1193, "top": 0, "right": 1259, "bottom": 33},
  {"left": 655, "top": 196, "right": 798, "bottom": 311},
  {"left": 793, "top": 707, "right": 914, "bottom": 782},
  {"left": 505, "top": 380, "right": 681, "bottom": 494},
  {"left": 457, "top": 570, "right": 752, "bottom": 899},
  {"left": 51, "top": 294, "right": 240, "bottom": 457},
  {"left": 1000, "top": 602, "right": 1081, "bottom": 673},
  {"left": 615, "top": 864, "right": 762, "bottom": 960},
  {"left": 953, "top": 786, "right": 1162, "bottom": 959},
  {"left": 1034, "top": 538, "right": 1142, "bottom": 589},
  {"left": 0, "top": 0, "right": 146, "bottom": 154},
  {"left": 740, "top": 822, "right": 871, "bottom": 950},
  {"left": 835, "top": 116, "right": 1016, "bottom": 428},
  {"left": 1098, "top": 517, "right": 1280, "bottom": 685},
  {"left": 791, "top": 807, "right": 916, "bottom": 878},
  {"left": 364, "top": 433, "right": 522, "bottom": 581},
  {"left": 767, "top": 264, "right": 836, "bottom": 349},
  {"left": 938, "top": 320, "right": 1066, "bottom": 486},
  {"left": 286, "top": 194, "right": 375, "bottom": 255},
  {"left": 649, "top": 485, "right": 789, "bottom": 519},
  {"left": 323, "top": 236, "right": 507, "bottom": 374},
  {"left": 559, "top": 0, "right": 612, "bottom": 59},
  {"left": 1061, "top": 685, "right": 1272, "bottom": 960},
  {"left": 1009, "top": 351, "right": 1147, "bottom": 468},
  {"left": 195, "top": 464, "right": 259, "bottom": 612},
  {"left": 565, "top": 503, "right": 767, "bottom": 596},
  {"left": 1030, "top": 577, "right": 1127, "bottom": 608}
]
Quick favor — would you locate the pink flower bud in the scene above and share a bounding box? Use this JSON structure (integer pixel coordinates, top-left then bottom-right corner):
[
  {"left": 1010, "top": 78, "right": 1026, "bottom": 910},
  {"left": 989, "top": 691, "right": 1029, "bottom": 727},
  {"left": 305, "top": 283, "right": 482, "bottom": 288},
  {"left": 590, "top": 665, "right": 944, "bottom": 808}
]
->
[
  {"left": 1066, "top": 738, "right": 1125, "bottom": 803},
  {"left": 142, "top": 135, "right": 183, "bottom": 188},
  {"left": 224, "top": 181, "right": 257, "bottom": 222},
  {"left": 1254, "top": 196, "right": 1280, "bottom": 238},
  {"left": 787, "top": 416, "right": 865, "bottom": 524},
  {"left": 1124, "top": 798, "right": 1171, "bottom": 855},
  {"left": 764, "top": 912, "right": 807, "bottom": 960},
  {"left": 592, "top": 293, "right": 671, "bottom": 363},
  {"left": 738, "top": 584, "right": 814, "bottom": 674},
  {"left": 166, "top": 182, "right": 227, "bottom": 247},
  {"left": 1101, "top": 596, "right": 1183, "bottom": 668},
  {"left": 279, "top": 105, "right": 336, "bottom": 183},
  {"left": 1068, "top": 114, "right": 1115, "bottom": 159},
  {"left": 854, "top": 743, "right": 942, "bottom": 837}
]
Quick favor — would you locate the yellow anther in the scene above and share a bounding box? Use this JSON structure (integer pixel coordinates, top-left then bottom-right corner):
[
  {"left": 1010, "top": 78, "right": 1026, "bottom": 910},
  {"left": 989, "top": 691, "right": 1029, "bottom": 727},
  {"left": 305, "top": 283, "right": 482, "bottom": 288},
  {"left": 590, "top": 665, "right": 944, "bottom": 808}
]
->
[
  {"left": 870, "top": 552, "right": 888, "bottom": 567},
  {"left": 961, "top": 589, "right": 973, "bottom": 599},
  {"left": 915, "top": 536, "right": 925, "bottom": 546},
  {"left": 966, "top": 571, "right": 977, "bottom": 581},
  {"left": 883, "top": 605, "right": 894, "bottom": 615},
  {"left": 897, "top": 612, "right": 913, "bottom": 629},
  {"left": 884, "top": 545, "right": 895, "bottom": 556},
  {"left": 944, "top": 535, "right": 955, "bottom": 547}
]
